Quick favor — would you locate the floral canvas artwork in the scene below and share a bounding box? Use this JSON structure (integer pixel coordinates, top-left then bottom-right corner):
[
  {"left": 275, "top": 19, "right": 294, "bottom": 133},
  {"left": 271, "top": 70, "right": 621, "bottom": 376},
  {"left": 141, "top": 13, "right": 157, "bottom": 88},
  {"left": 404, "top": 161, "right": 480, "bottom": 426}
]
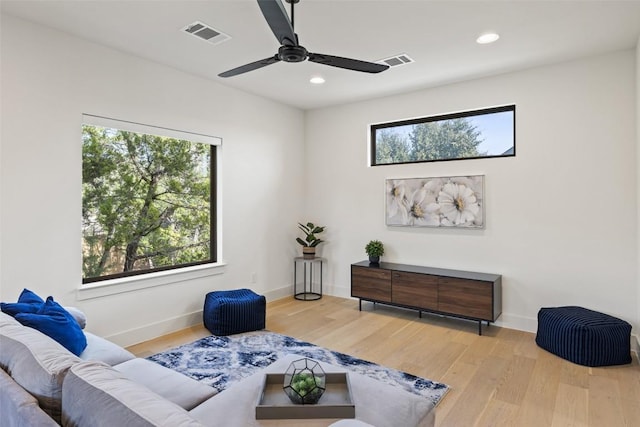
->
[{"left": 386, "top": 175, "right": 484, "bottom": 228}]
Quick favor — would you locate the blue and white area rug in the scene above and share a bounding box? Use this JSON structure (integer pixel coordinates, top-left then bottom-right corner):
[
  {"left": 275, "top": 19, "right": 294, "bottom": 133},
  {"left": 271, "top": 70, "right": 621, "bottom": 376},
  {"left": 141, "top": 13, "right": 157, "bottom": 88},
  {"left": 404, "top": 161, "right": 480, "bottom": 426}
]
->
[{"left": 147, "top": 331, "right": 449, "bottom": 407}]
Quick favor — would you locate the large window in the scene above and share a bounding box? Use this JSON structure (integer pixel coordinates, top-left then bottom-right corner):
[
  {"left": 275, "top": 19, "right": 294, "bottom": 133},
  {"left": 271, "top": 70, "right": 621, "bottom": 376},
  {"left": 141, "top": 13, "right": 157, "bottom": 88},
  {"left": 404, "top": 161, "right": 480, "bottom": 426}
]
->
[
  {"left": 81, "top": 115, "right": 218, "bottom": 283},
  {"left": 371, "top": 105, "right": 515, "bottom": 166}
]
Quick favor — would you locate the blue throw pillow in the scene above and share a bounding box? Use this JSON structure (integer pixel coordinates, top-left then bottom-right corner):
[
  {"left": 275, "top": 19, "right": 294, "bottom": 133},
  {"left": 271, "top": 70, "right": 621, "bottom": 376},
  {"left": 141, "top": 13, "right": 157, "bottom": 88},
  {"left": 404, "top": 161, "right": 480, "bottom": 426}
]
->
[
  {"left": 15, "top": 297, "right": 87, "bottom": 356},
  {"left": 17, "top": 288, "right": 45, "bottom": 304},
  {"left": 1, "top": 288, "right": 45, "bottom": 316}
]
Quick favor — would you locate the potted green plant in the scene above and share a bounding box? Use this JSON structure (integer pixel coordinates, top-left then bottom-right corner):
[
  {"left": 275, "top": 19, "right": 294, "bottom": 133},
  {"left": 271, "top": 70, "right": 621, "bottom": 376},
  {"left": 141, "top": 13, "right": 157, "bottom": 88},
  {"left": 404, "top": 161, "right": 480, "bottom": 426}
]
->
[
  {"left": 365, "top": 240, "right": 384, "bottom": 264},
  {"left": 283, "top": 358, "right": 326, "bottom": 405},
  {"left": 296, "top": 222, "right": 326, "bottom": 259}
]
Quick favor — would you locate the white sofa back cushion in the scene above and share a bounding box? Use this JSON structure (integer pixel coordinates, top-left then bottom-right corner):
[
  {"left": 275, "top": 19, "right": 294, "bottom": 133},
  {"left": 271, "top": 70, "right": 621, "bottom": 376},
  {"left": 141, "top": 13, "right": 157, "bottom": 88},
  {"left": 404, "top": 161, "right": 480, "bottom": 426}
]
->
[
  {"left": 79, "top": 332, "right": 136, "bottom": 366},
  {"left": 0, "top": 322, "right": 80, "bottom": 422},
  {"left": 0, "top": 311, "right": 20, "bottom": 326},
  {"left": 62, "top": 361, "right": 205, "bottom": 427},
  {"left": 62, "top": 307, "right": 87, "bottom": 329}
]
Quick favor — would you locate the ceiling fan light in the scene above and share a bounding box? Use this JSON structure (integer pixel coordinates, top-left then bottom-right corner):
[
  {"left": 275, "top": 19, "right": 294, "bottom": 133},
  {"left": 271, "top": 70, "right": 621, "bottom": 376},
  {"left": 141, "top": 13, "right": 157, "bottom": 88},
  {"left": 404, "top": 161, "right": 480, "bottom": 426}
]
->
[
  {"left": 476, "top": 33, "right": 500, "bottom": 44},
  {"left": 310, "top": 76, "right": 325, "bottom": 84}
]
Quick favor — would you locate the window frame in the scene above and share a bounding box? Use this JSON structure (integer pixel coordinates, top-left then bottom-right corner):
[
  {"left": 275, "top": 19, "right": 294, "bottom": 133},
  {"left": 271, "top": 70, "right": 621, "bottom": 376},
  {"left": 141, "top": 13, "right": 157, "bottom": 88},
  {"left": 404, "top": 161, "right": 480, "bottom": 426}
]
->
[
  {"left": 370, "top": 105, "right": 516, "bottom": 166},
  {"left": 81, "top": 114, "right": 220, "bottom": 284}
]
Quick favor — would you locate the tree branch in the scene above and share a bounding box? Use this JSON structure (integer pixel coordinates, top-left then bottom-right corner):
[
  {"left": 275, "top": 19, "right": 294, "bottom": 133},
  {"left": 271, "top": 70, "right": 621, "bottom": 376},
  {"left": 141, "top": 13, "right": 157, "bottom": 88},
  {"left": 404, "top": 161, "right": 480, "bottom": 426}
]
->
[{"left": 133, "top": 241, "right": 208, "bottom": 261}]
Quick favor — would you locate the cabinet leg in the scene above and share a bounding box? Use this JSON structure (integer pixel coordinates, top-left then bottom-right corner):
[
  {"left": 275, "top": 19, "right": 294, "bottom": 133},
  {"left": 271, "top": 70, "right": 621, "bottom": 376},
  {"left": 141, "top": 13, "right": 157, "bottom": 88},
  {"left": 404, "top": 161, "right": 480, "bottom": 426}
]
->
[
  {"left": 478, "top": 321, "right": 482, "bottom": 336},
  {"left": 358, "top": 299, "right": 362, "bottom": 311},
  {"left": 419, "top": 311, "right": 422, "bottom": 319}
]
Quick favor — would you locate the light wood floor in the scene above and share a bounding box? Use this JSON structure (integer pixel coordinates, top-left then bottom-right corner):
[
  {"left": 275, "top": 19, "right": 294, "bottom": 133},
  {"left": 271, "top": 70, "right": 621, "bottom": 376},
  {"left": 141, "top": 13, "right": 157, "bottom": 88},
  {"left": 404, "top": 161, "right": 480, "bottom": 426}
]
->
[{"left": 127, "top": 296, "right": 640, "bottom": 427}]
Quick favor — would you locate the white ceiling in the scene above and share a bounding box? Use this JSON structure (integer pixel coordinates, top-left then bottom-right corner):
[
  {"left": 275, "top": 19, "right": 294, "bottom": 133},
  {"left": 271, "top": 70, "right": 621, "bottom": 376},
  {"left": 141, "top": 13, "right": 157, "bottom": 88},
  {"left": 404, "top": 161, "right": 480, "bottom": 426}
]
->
[{"left": 2, "top": 0, "right": 640, "bottom": 110}]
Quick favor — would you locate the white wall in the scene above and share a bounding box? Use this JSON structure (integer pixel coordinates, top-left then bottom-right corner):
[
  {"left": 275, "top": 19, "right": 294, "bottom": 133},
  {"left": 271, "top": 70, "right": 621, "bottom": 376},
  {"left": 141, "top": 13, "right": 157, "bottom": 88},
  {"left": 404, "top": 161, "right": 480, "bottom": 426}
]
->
[
  {"left": 0, "top": 14, "right": 305, "bottom": 346},
  {"left": 306, "top": 50, "right": 637, "bottom": 333}
]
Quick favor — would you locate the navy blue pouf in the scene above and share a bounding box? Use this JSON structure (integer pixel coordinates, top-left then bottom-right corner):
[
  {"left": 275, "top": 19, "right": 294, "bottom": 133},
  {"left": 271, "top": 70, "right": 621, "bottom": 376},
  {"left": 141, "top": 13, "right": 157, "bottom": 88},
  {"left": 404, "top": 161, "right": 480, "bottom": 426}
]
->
[
  {"left": 535, "top": 306, "right": 631, "bottom": 367},
  {"left": 203, "top": 289, "right": 266, "bottom": 336}
]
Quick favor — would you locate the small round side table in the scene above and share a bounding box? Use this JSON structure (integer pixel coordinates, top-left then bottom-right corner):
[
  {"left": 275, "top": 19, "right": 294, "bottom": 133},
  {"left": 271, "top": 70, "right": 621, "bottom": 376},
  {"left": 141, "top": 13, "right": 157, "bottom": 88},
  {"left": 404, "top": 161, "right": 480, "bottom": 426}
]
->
[{"left": 293, "top": 257, "right": 325, "bottom": 301}]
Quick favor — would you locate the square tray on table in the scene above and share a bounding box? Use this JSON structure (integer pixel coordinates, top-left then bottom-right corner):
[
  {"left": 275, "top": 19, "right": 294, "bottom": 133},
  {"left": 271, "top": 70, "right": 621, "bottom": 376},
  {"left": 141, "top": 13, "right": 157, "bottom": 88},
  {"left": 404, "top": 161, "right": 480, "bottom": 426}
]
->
[{"left": 255, "top": 372, "right": 355, "bottom": 420}]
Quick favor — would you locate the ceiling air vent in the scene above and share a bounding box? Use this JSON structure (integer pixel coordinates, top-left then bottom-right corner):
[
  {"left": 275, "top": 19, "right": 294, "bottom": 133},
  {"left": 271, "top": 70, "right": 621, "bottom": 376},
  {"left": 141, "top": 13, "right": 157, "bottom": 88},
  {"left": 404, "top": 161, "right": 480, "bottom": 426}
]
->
[
  {"left": 379, "top": 53, "right": 414, "bottom": 68},
  {"left": 182, "top": 21, "right": 230, "bottom": 45}
]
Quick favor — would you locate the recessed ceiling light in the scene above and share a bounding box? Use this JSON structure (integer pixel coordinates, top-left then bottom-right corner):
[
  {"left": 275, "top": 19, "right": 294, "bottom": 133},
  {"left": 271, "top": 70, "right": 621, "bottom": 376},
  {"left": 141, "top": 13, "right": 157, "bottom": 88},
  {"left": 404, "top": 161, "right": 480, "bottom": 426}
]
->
[
  {"left": 310, "top": 76, "right": 325, "bottom": 85},
  {"left": 476, "top": 33, "right": 500, "bottom": 44}
]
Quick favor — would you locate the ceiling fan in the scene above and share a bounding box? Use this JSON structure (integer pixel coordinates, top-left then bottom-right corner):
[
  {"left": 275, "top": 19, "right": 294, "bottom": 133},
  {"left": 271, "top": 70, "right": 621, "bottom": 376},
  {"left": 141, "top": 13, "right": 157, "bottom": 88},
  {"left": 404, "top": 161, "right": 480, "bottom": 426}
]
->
[{"left": 218, "top": 0, "right": 389, "bottom": 78}]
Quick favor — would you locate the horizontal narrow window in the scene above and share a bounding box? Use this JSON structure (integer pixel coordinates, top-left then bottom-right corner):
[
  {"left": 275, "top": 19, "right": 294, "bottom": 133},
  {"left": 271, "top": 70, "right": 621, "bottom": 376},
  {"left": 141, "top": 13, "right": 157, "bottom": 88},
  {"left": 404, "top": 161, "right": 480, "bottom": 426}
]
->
[
  {"left": 81, "top": 115, "right": 220, "bottom": 284},
  {"left": 371, "top": 105, "right": 515, "bottom": 166}
]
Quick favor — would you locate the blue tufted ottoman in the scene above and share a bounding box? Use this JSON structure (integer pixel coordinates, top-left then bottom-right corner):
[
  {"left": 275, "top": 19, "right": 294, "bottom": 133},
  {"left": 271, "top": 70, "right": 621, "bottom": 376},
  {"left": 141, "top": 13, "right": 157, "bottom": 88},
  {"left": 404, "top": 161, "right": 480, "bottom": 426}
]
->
[
  {"left": 203, "top": 289, "right": 266, "bottom": 336},
  {"left": 535, "top": 306, "right": 631, "bottom": 367}
]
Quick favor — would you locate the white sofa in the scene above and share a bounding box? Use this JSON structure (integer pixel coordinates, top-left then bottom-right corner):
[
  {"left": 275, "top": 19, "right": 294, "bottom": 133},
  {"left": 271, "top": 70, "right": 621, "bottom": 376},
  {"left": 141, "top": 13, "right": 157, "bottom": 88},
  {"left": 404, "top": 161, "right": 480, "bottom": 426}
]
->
[
  {"left": 1, "top": 311, "right": 433, "bottom": 427},
  {"left": 1, "top": 310, "right": 217, "bottom": 426}
]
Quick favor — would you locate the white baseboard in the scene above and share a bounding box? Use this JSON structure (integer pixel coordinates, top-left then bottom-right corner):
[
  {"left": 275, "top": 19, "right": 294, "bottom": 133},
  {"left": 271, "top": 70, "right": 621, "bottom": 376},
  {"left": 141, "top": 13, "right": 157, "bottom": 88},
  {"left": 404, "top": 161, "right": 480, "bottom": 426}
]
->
[
  {"left": 105, "top": 310, "right": 203, "bottom": 348},
  {"left": 322, "top": 284, "right": 351, "bottom": 299},
  {"left": 263, "top": 286, "right": 292, "bottom": 302},
  {"left": 107, "top": 287, "right": 293, "bottom": 348},
  {"left": 264, "top": 283, "right": 352, "bottom": 300},
  {"left": 632, "top": 333, "right": 640, "bottom": 356},
  {"left": 493, "top": 312, "right": 537, "bottom": 333}
]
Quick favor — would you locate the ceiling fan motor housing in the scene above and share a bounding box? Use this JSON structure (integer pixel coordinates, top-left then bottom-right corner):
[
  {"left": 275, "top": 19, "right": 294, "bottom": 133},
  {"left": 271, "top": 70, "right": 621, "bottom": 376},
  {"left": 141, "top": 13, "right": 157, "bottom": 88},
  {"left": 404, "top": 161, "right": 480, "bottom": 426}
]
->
[{"left": 278, "top": 45, "right": 308, "bottom": 62}]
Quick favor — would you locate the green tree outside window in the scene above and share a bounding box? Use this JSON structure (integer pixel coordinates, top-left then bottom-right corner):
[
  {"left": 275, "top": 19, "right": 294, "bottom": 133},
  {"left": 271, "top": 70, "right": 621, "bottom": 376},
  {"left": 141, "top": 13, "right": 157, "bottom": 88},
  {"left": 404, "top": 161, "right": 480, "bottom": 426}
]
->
[{"left": 82, "top": 125, "right": 214, "bottom": 283}]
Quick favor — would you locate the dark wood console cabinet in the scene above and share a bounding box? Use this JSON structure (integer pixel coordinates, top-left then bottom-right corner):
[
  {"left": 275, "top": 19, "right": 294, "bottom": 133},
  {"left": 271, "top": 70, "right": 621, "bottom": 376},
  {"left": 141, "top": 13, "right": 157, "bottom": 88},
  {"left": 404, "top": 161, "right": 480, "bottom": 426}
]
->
[{"left": 351, "top": 261, "right": 502, "bottom": 335}]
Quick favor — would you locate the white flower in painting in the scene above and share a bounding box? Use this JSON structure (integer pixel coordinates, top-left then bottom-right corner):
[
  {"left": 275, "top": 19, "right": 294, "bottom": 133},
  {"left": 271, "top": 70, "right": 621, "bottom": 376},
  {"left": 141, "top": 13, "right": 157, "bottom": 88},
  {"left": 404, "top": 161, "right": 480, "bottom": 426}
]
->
[
  {"left": 407, "top": 186, "right": 440, "bottom": 226},
  {"left": 437, "top": 182, "right": 480, "bottom": 226},
  {"left": 386, "top": 180, "right": 409, "bottom": 223},
  {"left": 423, "top": 178, "right": 444, "bottom": 195},
  {"left": 449, "top": 176, "right": 483, "bottom": 204}
]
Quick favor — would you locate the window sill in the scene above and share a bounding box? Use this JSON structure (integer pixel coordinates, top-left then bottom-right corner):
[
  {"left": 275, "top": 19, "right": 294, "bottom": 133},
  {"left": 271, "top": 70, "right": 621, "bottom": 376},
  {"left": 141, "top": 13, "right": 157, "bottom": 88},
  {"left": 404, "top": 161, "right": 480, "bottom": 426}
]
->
[{"left": 76, "top": 262, "right": 227, "bottom": 301}]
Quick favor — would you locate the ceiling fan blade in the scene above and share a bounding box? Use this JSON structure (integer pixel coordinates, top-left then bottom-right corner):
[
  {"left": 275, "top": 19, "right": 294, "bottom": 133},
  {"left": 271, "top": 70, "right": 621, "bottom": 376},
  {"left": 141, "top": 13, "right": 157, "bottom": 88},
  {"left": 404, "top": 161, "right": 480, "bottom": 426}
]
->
[
  {"left": 257, "top": 0, "right": 297, "bottom": 46},
  {"left": 308, "top": 53, "right": 389, "bottom": 74},
  {"left": 218, "top": 55, "right": 281, "bottom": 78}
]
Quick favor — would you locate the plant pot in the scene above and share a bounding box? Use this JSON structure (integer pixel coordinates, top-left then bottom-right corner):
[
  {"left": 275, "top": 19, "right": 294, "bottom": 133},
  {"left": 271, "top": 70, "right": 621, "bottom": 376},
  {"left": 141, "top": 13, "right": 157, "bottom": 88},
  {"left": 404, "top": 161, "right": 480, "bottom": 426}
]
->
[
  {"left": 302, "top": 247, "right": 316, "bottom": 259},
  {"left": 368, "top": 256, "right": 380, "bottom": 264}
]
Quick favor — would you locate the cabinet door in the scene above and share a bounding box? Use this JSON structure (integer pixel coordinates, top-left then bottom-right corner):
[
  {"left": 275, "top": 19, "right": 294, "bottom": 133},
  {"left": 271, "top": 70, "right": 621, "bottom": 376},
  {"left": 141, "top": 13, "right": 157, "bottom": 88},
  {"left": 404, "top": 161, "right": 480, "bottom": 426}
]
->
[
  {"left": 351, "top": 266, "right": 391, "bottom": 302},
  {"left": 438, "top": 278, "right": 493, "bottom": 320},
  {"left": 392, "top": 272, "right": 438, "bottom": 310}
]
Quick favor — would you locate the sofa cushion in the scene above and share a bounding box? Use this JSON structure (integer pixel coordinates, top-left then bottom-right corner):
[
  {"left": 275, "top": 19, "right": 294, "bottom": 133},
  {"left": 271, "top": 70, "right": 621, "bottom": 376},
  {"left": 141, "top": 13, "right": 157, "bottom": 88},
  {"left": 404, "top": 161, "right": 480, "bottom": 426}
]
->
[
  {"left": 15, "top": 297, "right": 87, "bottom": 356},
  {"left": 80, "top": 332, "right": 136, "bottom": 366},
  {"left": 114, "top": 358, "right": 216, "bottom": 410},
  {"left": 62, "top": 361, "right": 204, "bottom": 427},
  {"left": 0, "top": 322, "right": 81, "bottom": 423},
  {"left": 63, "top": 306, "right": 87, "bottom": 329},
  {"left": 0, "top": 311, "right": 20, "bottom": 327},
  {"left": 0, "top": 368, "right": 59, "bottom": 427}
]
